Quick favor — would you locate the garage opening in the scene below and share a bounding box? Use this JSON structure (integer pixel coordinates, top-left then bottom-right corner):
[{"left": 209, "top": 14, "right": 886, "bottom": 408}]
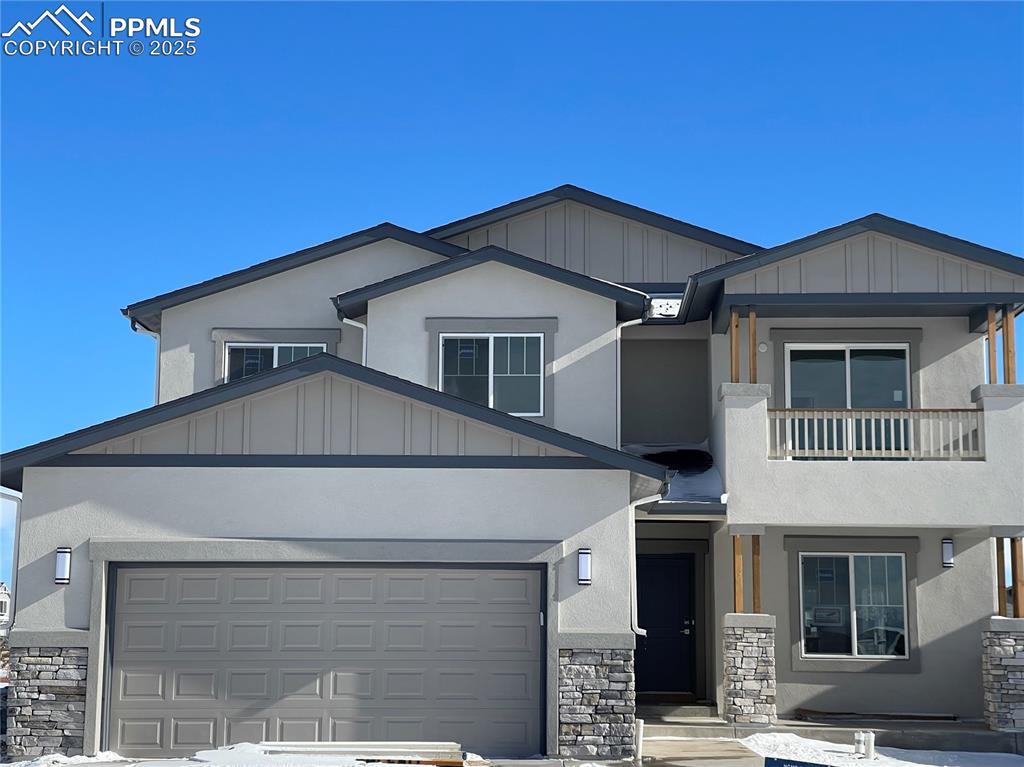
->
[{"left": 106, "top": 564, "right": 544, "bottom": 758}]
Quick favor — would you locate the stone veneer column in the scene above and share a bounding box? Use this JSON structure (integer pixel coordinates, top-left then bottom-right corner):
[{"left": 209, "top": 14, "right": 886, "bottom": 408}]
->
[
  {"left": 558, "top": 648, "right": 636, "bottom": 758},
  {"left": 722, "top": 613, "right": 777, "bottom": 725},
  {"left": 983, "top": 616, "right": 1024, "bottom": 731},
  {"left": 6, "top": 647, "right": 89, "bottom": 757}
]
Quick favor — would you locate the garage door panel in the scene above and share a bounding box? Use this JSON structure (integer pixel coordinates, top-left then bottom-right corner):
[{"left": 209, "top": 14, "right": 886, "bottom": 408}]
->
[
  {"left": 115, "top": 662, "right": 541, "bottom": 707},
  {"left": 109, "top": 566, "right": 543, "bottom": 757},
  {"left": 117, "top": 569, "right": 541, "bottom": 614},
  {"left": 111, "top": 708, "right": 540, "bottom": 753},
  {"left": 115, "top": 617, "right": 541, "bottom": 659}
]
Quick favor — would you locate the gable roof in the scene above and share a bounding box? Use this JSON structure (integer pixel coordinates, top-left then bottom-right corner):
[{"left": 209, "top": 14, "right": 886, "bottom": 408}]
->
[
  {"left": 123, "top": 223, "right": 468, "bottom": 333},
  {"left": 332, "top": 245, "right": 651, "bottom": 321},
  {"left": 680, "top": 213, "right": 1024, "bottom": 323},
  {"left": 424, "top": 184, "right": 762, "bottom": 256},
  {"left": 0, "top": 353, "right": 669, "bottom": 491}
]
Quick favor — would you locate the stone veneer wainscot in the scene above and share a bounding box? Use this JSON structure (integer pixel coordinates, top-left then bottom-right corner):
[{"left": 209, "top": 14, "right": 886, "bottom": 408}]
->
[
  {"left": 6, "top": 646, "right": 88, "bottom": 757},
  {"left": 557, "top": 648, "right": 636, "bottom": 758},
  {"left": 983, "top": 616, "right": 1024, "bottom": 731},
  {"left": 722, "top": 613, "right": 777, "bottom": 725}
]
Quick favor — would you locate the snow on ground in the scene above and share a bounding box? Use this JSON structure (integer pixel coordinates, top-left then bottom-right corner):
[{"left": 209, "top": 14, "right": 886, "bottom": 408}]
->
[
  {"left": 6, "top": 752, "right": 127, "bottom": 767},
  {"left": 741, "top": 732, "right": 1024, "bottom": 767},
  {"left": 6, "top": 737, "right": 1024, "bottom": 767}
]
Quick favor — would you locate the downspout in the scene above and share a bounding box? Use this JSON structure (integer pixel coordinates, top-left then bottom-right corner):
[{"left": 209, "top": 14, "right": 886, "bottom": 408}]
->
[
  {"left": 1, "top": 488, "right": 22, "bottom": 630},
  {"left": 130, "top": 319, "right": 161, "bottom": 405},
  {"left": 341, "top": 317, "right": 368, "bottom": 366},
  {"left": 629, "top": 491, "right": 664, "bottom": 637}
]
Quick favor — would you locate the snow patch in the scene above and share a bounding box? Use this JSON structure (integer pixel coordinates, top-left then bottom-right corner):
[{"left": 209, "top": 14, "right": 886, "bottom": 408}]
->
[
  {"left": 741, "top": 732, "right": 1024, "bottom": 767},
  {"left": 7, "top": 752, "right": 127, "bottom": 767},
  {"left": 193, "top": 743, "right": 416, "bottom": 767}
]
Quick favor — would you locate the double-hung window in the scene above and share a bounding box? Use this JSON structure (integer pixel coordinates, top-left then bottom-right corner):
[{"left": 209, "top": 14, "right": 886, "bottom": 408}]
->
[
  {"left": 799, "top": 553, "right": 908, "bottom": 659},
  {"left": 225, "top": 343, "right": 327, "bottom": 382},
  {"left": 439, "top": 333, "right": 543, "bottom": 416}
]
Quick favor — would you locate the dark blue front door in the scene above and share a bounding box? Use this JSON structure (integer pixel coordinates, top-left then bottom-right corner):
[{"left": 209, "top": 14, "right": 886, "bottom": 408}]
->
[{"left": 636, "top": 554, "right": 696, "bottom": 694}]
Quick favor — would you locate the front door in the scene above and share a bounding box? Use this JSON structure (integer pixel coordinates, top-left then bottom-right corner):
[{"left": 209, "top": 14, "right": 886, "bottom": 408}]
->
[{"left": 635, "top": 553, "right": 695, "bottom": 695}]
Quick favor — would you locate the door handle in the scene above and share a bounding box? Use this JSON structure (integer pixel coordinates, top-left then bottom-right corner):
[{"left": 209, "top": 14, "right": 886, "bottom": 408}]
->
[{"left": 681, "top": 628, "right": 691, "bottom": 635}]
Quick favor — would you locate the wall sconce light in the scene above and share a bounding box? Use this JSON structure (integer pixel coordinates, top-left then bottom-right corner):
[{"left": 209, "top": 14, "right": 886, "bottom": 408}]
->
[
  {"left": 941, "top": 538, "right": 955, "bottom": 568},
  {"left": 55, "top": 547, "right": 72, "bottom": 585},
  {"left": 577, "top": 548, "right": 592, "bottom": 585}
]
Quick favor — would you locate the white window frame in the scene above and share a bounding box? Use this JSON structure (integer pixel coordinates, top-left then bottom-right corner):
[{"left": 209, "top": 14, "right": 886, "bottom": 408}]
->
[
  {"left": 223, "top": 342, "right": 328, "bottom": 381},
  {"left": 798, "top": 551, "right": 910, "bottom": 661},
  {"left": 438, "top": 332, "right": 545, "bottom": 417}
]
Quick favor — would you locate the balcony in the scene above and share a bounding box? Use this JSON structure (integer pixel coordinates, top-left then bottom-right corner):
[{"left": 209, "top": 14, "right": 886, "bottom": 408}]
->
[
  {"left": 712, "top": 383, "right": 1024, "bottom": 528},
  {"left": 767, "top": 407, "right": 984, "bottom": 460}
]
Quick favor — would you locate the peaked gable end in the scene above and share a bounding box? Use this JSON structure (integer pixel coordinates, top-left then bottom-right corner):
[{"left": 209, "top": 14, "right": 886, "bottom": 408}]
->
[
  {"left": 73, "top": 370, "right": 577, "bottom": 460},
  {"left": 1, "top": 355, "right": 667, "bottom": 490}
]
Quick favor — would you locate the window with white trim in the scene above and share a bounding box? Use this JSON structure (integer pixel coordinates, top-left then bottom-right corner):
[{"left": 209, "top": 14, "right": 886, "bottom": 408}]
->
[
  {"left": 799, "top": 553, "right": 908, "bottom": 659},
  {"left": 225, "top": 343, "right": 327, "bottom": 382},
  {"left": 439, "top": 333, "right": 543, "bottom": 416}
]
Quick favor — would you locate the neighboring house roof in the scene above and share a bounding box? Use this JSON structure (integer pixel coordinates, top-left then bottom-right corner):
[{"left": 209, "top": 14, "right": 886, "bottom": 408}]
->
[
  {"left": 424, "top": 184, "right": 762, "bottom": 256},
  {"left": 680, "top": 213, "right": 1024, "bottom": 323},
  {"left": 0, "top": 354, "right": 670, "bottom": 491},
  {"left": 332, "top": 245, "right": 651, "bottom": 321},
  {"left": 123, "top": 223, "right": 468, "bottom": 333}
]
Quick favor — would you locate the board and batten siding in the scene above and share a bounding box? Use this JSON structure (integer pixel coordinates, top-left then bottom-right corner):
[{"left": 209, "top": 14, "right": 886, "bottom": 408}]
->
[
  {"left": 444, "top": 201, "right": 746, "bottom": 283},
  {"left": 725, "top": 232, "right": 1024, "bottom": 295},
  {"left": 72, "top": 372, "right": 578, "bottom": 459}
]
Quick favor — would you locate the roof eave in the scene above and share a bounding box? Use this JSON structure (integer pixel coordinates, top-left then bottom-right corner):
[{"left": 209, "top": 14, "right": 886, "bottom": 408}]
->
[
  {"left": 122, "top": 224, "right": 466, "bottom": 334},
  {"left": 425, "top": 184, "right": 762, "bottom": 255}
]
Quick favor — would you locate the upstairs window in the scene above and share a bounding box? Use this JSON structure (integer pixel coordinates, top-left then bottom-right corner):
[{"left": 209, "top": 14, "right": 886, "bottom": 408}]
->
[
  {"left": 439, "top": 333, "right": 543, "bottom": 416},
  {"left": 225, "top": 343, "right": 327, "bottom": 382}
]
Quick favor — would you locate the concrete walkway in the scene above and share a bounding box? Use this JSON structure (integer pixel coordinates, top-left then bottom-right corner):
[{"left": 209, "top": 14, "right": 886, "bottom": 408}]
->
[{"left": 640, "top": 739, "right": 761, "bottom": 767}]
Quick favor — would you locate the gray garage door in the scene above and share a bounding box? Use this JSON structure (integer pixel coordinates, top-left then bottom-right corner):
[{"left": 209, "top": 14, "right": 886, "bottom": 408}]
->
[{"left": 107, "top": 565, "right": 543, "bottom": 758}]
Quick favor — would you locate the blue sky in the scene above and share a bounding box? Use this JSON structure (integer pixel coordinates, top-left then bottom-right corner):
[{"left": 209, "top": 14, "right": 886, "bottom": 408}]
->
[{"left": 1, "top": 1, "right": 1022, "bottom": 584}]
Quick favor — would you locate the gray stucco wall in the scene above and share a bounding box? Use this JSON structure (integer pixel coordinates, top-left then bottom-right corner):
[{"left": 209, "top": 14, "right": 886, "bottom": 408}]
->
[
  {"left": 761, "top": 527, "right": 994, "bottom": 718},
  {"left": 712, "top": 384, "right": 1023, "bottom": 527},
  {"left": 365, "top": 261, "right": 620, "bottom": 447},
  {"left": 157, "top": 240, "right": 447, "bottom": 402},
  {"left": 14, "top": 465, "right": 634, "bottom": 638},
  {"left": 709, "top": 316, "right": 985, "bottom": 410},
  {"left": 710, "top": 525, "right": 997, "bottom": 719}
]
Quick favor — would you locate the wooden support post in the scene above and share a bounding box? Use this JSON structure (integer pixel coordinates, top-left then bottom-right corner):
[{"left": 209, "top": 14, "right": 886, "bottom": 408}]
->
[
  {"left": 748, "top": 309, "right": 758, "bottom": 385},
  {"left": 752, "top": 534, "right": 762, "bottom": 614},
  {"left": 987, "top": 306, "right": 998, "bottom": 384},
  {"left": 1004, "top": 305, "right": 1017, "bottom": 385},
  {"left": 1013, "top": 537, "right": 1024, "bottom": 619},
  {"left": 996, "top": 538, "right": 1008, "bottom": 617},
  {"left": 732, "top": 534, "right": 744, "bottom": 613},
  {"left": 730, "top": 310, "right": 740, "bottom": 384}
]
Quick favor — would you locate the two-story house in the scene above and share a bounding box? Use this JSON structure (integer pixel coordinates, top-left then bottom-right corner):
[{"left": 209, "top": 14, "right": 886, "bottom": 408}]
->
[{"left": 2, "top": 185, "right": 1022, "bottom": 759}]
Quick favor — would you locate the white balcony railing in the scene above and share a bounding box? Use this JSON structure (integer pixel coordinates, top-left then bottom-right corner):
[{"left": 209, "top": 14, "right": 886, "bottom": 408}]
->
[{"left": 767, "top": 408, "right": 985, "bottom": 460}]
